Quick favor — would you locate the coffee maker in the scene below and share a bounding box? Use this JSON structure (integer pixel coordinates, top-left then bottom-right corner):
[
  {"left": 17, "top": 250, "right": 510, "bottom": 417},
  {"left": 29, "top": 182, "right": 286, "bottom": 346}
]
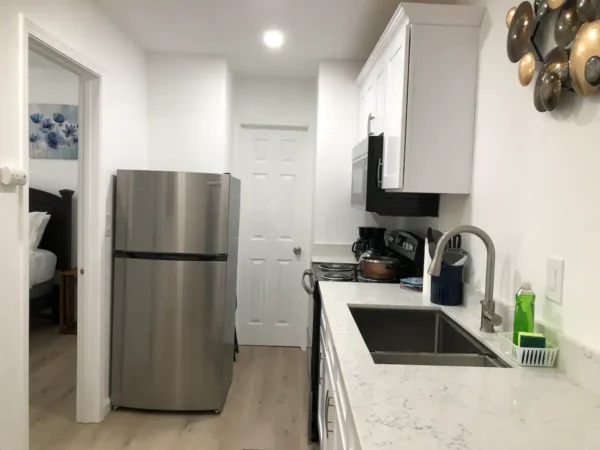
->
[{"left": 352, "top": 227, "right": 386, "bottom": 261}]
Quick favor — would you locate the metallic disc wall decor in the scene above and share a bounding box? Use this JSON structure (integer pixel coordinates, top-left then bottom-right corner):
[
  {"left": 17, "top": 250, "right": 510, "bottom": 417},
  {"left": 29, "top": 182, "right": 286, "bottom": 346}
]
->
[
  {"left": 540, "top": 72, "right": 563, "bottom": 109},
  {"left": 548, "top": 0, "right": 566, "bottom": 8},
  {"left": 508, "top": 2, "right": 536, "bottom": 62},
  {"left": 555, "top": 0, "right": 584, "bottom": 48},
  {"left": 507, "top": 7, "right": 518, "bottom": 27},
  {"left": 570, "top": 20, "right": 600, "bottom": 95},
  {"left": 533, "top": 47, "right": 570, "bottom": 111},
  {"left": 585, "top": 56, "right": 600, "bottom": 85},
  {"left": 519, "top": 52, "right": 537, "bottom": 85},
  {"left": 536, "top": 0, "right": 550, "bottom": 17},
  {"left": 576, "top": 0, "right": 599, "bottom": 21}
]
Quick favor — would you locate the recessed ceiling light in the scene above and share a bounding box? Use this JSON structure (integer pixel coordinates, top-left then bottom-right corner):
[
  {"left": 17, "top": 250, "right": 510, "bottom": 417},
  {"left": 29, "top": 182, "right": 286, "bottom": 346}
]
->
[{"left": 263, "top": 29, "right": 285, "bottom": 50}]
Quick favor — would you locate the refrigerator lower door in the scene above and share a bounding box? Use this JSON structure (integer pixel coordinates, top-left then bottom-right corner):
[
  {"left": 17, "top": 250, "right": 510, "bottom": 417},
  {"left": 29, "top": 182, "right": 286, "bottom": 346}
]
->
[{"left": 111, "top": 257, "right": 230, "bottom": 411}]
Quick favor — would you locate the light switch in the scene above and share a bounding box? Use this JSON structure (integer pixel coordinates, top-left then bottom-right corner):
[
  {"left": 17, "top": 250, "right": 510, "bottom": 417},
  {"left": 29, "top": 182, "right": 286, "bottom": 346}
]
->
[{"left": 546, "top": 257, "right": 564, "bottom": 305}]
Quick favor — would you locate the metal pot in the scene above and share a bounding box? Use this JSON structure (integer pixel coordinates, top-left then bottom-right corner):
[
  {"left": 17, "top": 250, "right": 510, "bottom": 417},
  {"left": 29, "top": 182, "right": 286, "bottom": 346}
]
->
[{"left": 361, "top": 256, "right": 400, "bottom": 280}]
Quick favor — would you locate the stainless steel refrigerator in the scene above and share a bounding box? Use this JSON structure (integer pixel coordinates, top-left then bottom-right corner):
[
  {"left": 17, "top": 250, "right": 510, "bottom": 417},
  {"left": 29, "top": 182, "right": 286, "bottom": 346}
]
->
[{"left": 110, "top": 170, "right": 240, "bottom": 412}]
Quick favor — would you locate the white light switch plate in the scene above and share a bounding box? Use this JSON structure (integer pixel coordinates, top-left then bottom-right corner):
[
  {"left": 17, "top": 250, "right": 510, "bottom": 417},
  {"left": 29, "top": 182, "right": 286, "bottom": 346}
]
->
[{"left": 546, "top": 256, "right": 564, "bottom": 305}]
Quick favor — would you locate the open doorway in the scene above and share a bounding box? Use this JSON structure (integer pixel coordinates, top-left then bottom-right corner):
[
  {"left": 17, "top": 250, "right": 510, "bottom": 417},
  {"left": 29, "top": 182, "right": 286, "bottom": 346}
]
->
[
  {"left": 25, "top": 28, "right": 103, "bottom": 446},
  {"left": 27, "top": 48, "right": 80, "bottom": 445}
]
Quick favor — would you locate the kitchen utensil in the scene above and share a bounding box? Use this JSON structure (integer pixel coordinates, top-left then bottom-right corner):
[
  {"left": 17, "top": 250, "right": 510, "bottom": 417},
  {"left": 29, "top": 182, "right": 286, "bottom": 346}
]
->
[
  {"left": 576, "top": 0, "right": 598, "bottom": 21},
  {"left": 555, "top": 0, "right": 583, "bottom": 48},
  {"left": 507, "top": 2, "right": 536, "bottom": 63},
  {"left": 361, "top": 256, "right": 400, "bottom": 280},
  {"left": 423, "top": 237, "right": 432, "bottom": 297},
  {"left": 570, "top": 20, "right": 600, "bottom": 96},
  {"left": 533, "top": 46, "right": 570, "bottom": 111},
  {"left": 443, "top": 248, "right": 468, "bottom": 266},
  {"left": 445, "top": 234, "right": 462, "bottom": 250},
  {"left": 518, "top": 52, "right": 537, "bottom": 86}
]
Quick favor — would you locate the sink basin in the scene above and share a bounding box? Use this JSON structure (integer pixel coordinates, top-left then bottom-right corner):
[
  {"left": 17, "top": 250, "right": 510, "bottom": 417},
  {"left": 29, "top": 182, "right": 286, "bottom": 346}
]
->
[
  {"left": 349, "top": 306, "right": 510, "bottom": 368},
  {"left": 371, "top": 352, "right": 508, "bottom": 368}
]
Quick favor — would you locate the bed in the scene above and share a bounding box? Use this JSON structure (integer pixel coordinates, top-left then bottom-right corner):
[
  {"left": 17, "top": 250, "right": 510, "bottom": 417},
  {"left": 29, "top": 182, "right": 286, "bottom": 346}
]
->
[{"left": 29, "top": 188, "right": 74, "bottom": 319}]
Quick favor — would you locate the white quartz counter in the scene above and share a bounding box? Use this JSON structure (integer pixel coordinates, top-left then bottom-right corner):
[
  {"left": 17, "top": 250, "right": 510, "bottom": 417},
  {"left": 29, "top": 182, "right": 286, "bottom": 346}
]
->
[{"left": 320, "top": 282, "right": 600, "bottom": 450}]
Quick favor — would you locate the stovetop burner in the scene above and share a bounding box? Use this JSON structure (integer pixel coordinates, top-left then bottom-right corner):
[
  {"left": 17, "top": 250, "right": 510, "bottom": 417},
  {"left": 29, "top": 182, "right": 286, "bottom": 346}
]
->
[
  {"left": 319, "top": 263, "right": 355, "bottom": 272},
  {"left": 356, "top": 273, "right": 398, "bottom": 283},
  {"left": 321, "top": 271, "right": 354, "bottom": 282}
]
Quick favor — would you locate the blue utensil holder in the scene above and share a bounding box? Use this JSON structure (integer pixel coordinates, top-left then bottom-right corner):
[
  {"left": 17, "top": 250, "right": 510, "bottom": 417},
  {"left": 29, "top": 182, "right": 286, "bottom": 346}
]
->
[{"left": 431, "top": 263, "right": 464, "bottom": 306}]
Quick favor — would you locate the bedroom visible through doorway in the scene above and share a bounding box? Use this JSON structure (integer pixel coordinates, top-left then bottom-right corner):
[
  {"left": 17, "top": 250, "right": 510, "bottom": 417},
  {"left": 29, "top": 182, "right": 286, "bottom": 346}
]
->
[{"left": 27, "top": 46, "right": 84, "bottom": 447}]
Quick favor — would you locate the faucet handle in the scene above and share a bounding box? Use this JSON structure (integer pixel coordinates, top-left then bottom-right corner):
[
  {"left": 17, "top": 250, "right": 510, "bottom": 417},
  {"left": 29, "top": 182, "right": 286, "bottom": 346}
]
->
[{"left": 480, "top": 300, "right": 503, "bottom": 327}]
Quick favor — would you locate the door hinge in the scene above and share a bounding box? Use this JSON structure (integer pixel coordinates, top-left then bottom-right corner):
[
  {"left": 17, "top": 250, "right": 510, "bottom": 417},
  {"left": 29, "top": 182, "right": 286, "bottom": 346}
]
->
[{"left": 80, "top": 268, "right": 85, "bottom": 275}]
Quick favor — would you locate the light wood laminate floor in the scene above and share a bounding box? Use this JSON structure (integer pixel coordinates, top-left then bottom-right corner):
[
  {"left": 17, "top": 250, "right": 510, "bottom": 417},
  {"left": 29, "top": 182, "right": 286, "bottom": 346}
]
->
[{"left": 30, "top": 324, "right": 314, "bottom": 450}]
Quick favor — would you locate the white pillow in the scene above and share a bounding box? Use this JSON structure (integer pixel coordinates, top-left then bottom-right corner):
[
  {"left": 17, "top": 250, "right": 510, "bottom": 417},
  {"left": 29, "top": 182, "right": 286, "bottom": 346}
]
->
[
  {"left": 29, "top": 212, "right": 45, "bottom": 249},
  {"left": 33, "top": 214, "right": 51, "bottom": 249}
]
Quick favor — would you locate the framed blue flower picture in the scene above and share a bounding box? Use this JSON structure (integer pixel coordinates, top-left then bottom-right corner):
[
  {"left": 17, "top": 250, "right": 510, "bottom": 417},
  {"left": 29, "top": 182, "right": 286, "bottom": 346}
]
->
[{"left": 29, "top": 104, "right": 79, "bottom": 160}]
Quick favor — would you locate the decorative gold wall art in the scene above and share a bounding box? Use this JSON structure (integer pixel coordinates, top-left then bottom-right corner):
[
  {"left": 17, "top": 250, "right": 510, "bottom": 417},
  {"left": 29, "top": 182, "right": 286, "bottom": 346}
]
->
[
  {"left": 506, "top": 0, "right": 600, "bottom": 111},
  {"left": 507, "top": 7, "right": 517, "bottom": 27},
  {"left": 569, "top": 20, "right": 600, "bottom": 95},
  {"left": 519, "top": 52, "right": 537, "bottom": 85}
]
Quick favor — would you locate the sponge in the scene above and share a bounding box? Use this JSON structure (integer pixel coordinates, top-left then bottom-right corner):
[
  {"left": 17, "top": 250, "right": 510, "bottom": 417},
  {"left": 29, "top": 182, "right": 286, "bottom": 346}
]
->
[{"left": 518, "top": 332, "right": 546, "bottom": 348}]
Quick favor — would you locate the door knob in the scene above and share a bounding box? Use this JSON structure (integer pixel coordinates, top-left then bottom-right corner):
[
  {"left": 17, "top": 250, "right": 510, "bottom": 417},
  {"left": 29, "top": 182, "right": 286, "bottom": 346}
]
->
[{"left": 293, "top": 247, "right": 302, "bottom": 256}]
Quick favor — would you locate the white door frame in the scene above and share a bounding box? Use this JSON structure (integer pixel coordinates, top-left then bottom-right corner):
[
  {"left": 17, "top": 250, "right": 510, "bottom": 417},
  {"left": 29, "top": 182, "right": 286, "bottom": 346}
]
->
[{"left": 24, "top": 15, "right": 103, "bottom": 428}]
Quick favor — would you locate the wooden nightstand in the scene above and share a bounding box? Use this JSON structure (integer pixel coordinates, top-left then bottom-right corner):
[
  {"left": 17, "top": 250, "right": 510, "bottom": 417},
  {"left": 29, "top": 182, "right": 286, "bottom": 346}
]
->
[{"left": 59, "top": 268, "right": 78, "bottom": 335}]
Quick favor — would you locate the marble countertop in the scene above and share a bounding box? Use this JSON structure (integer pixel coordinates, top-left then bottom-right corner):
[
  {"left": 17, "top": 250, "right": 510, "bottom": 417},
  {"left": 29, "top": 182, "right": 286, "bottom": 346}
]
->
[{"left": 320, "top": 282, "right": 600, "bottom": 450}]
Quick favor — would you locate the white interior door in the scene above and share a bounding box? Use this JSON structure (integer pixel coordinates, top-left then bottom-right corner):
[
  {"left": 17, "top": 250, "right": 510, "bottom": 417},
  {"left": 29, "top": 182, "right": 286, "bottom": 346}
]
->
[{"left": 237, "top": 127, "right": 312, "bottom": 347}]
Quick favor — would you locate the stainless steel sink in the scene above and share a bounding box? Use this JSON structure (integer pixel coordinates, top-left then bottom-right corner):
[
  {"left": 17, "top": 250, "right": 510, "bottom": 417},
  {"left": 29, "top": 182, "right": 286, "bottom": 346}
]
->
[
  {"left": 349, "top": 306, "right": 510, "bottom": 368},
  {"left": 371, "top": 352, "right": 508, "bottom": 368}
]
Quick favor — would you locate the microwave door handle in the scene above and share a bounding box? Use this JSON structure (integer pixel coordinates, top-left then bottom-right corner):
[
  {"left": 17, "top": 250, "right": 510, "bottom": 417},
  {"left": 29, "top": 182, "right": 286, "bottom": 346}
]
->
[{"left": 377, "top": 158, "right": 383, "bottom": 188}]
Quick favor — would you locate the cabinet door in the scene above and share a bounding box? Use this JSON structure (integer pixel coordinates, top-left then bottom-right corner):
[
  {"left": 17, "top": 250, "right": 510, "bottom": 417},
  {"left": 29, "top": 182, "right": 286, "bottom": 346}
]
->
[
  {"left": 382, "top": 24, "right": 410, "bottom": 189},
  {"left": 364, "top": 82, "right": 376, "bottom": 137},
  {"left": 333, "top": 408, "right": 344, "bottom": 450},
  {"left": 321, "top": 357, "right": 335, "bottom": 450},
  {"left": 358, "top": 89, "right": 366, "bottom": 142},
  {"left": 317, "top": 339, "right": 326, "bottom": 441},
  {"left": 373, "top": 67, "right": 387, "bottom": 136}
]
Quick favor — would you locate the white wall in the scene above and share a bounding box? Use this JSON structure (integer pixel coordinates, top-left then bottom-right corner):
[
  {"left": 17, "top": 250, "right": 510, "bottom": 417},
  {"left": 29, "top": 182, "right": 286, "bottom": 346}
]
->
[
  {"left": 231, "top": 76, "right": 318, "bottom": 178},
  {"left": 28, "top": 60, "right": 79, "bottom": 264},
  {"left": 147, "top": 54, "right": 231, "bottom": 173},
  {"left": 314, "top": 61, "right": 397, "bottom": 245},
  {"left": 430, "top": 0, "right": 600, "bottom": 352},
  {"left": 0, "top": 2, "right": 148, "bottom": 448}
]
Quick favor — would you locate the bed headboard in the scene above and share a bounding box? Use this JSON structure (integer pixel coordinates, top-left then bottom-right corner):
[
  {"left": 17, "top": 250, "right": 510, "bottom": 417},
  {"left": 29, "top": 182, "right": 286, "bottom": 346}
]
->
[{"left": 29, "top": 188, "right": 74, "bottom": 271}]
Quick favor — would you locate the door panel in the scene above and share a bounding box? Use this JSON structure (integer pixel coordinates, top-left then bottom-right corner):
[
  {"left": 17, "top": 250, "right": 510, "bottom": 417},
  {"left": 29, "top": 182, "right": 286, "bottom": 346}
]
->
[
  {"left": 115, "top": 170, "right": 230, "bottom": 254},
  {"left": 374, "top": 68, "right": 387, "bottom": 135},
  {"left": 382, "top": 24, "right": 410, "bottom": 189},
  {"left": 237, "top": 128, "right": 311, "bottom": 347},
  {"left": 111, "top": 258, "right": 227, "bottom": 410}
]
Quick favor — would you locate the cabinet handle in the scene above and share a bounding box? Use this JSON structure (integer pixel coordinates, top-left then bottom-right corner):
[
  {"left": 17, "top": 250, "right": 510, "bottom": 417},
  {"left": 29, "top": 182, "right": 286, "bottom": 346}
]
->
[
  {"left": 367, "top": 113, "right": 375, "bottom": 136},
  {"left": 325, "top": 390, "right": 334, "bottom": 437},
  {"left": 377, "top": 158, "right": 383, "bottom": 188}
]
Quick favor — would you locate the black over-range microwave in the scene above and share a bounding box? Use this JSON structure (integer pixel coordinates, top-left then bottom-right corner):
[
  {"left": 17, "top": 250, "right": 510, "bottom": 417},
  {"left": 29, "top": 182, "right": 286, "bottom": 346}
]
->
[{"left": 351, "top": 134, "right": 439, "bottom": 217}]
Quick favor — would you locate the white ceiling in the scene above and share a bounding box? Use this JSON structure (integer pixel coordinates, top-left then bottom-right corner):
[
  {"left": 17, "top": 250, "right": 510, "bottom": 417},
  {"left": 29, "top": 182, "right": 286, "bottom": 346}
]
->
[{"left": 95, "top": 0, "right": 402, "bottom": 78}]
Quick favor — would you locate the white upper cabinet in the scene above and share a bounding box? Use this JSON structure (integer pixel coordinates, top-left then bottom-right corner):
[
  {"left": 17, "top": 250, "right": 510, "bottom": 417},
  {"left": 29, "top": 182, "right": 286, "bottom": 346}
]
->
[
  {"left": 382, "top": 23, "right": 410, "bottom": 190},
  {"left": 356, "top": 3, "right": 485, "bottom": 194}
]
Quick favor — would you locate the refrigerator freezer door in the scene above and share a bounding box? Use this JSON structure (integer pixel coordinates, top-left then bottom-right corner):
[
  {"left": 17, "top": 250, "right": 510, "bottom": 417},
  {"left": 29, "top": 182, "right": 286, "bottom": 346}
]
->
[
  {"left": 111, "top": 257, "right": 230, "bottom": 411},
  {"left": 115, "top": 170, "right": 230, "bottom": 254}
]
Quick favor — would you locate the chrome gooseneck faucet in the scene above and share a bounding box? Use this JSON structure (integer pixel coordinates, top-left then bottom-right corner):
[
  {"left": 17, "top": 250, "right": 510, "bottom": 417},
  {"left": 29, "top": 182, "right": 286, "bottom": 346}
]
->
[{"left": 428, "top": 225, "right": 503, "bottom": 333}]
